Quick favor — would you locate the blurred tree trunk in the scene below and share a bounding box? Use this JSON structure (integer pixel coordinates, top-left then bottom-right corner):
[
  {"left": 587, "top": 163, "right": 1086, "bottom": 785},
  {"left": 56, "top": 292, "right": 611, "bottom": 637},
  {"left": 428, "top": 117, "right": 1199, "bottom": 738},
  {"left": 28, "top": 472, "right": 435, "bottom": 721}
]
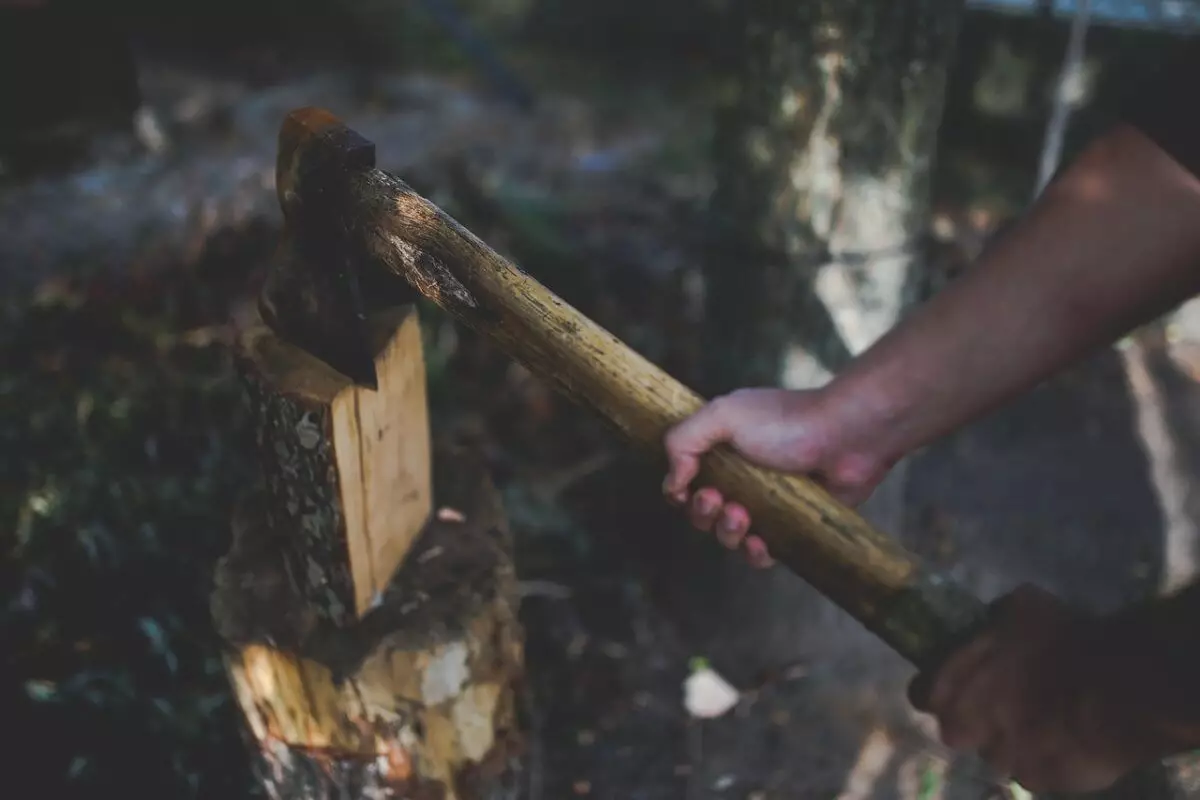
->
[
  {"left": 680, "top": 0, "right": 966, "bottom": 679},
  {"left": 1034, "top": 0, "right": 1092, "bottom": 197},
  {"left": 703, "top": 0, "right": 965, "bottom": 393}
]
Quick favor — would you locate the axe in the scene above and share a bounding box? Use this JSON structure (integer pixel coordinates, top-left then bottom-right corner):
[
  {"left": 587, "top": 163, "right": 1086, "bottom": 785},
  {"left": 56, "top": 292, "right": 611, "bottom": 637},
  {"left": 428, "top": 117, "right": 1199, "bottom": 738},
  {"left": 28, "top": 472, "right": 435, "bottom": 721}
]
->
[
  {"left": 262, "top": 105, "right": 985, "bottom": 666},
  {"left": 258, "top": 109, "right": 1166, "bottom": 798}
]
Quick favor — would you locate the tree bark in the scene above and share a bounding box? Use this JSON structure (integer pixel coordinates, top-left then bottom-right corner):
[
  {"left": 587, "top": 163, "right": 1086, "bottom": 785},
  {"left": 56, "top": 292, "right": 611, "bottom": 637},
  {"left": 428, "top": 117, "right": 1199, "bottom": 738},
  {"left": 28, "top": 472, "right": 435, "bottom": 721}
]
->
[
  {"left": 236, "top": 305, "right": 433, "bottom": 622},
  {"left": 683, "top": 0, "right": 967, "bottom": 679},
  {"left": 695, "top": 6, "right": 967, "bottom": 664},
  {"left": 703, "top": 0, "right": 964, "bottom": 391},
  {"left": 213, "top": 305, "right": 526, "bottom": 800},
  {"left": 1034, "top": 0, "right": 1092, "bottom": 198}
]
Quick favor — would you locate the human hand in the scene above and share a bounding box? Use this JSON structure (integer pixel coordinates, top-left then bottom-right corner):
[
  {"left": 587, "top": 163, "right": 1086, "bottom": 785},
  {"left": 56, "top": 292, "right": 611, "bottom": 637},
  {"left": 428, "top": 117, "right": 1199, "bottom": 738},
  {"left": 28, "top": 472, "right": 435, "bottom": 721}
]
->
[
  {"left": 661, "top": 387, "right": 897, "bottom": 567},
  {"left": 909, "top": 584, "right": 1147, "bottom": 794}
]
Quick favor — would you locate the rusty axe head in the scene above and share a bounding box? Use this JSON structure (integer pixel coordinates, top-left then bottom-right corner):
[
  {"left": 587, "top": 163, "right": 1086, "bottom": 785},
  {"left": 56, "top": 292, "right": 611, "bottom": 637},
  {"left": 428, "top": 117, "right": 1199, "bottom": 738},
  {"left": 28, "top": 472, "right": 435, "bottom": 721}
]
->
[{"left": 258, "top": 108, "right": 382, "bottom": 389}]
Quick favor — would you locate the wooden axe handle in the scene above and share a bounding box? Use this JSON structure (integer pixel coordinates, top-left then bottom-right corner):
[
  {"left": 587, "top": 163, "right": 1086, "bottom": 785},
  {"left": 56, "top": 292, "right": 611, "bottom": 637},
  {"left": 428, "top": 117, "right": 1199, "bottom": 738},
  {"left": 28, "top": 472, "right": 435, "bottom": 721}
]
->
[{"left": 332, "top": 164, "right": 988, "bottom": 669}]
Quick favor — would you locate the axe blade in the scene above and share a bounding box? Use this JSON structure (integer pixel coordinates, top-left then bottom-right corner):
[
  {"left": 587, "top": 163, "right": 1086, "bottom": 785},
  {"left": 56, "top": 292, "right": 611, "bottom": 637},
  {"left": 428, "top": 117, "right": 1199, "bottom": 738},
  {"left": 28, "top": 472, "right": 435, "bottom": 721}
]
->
[
  {"left": 261, "top": 107, "right": 383, "bottom": 389},
  {"left": 259, "top": 240, "right": 379, "bottom": 390}
]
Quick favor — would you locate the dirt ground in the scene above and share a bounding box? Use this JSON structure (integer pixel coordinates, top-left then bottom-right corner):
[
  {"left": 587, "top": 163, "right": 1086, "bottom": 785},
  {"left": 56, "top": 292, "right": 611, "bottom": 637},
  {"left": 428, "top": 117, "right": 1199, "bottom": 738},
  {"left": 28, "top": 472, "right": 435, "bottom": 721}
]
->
[{"left": 3, "top": 54, "right": 1200, "bottom": 800}]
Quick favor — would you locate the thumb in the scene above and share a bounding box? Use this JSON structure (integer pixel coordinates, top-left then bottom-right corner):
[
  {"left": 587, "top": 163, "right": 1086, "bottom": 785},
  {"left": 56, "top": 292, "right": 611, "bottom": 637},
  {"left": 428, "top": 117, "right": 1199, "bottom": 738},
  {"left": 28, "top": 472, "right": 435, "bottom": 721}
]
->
[{"left": 662, "top": 400, "right": 734, "bottom": 501}]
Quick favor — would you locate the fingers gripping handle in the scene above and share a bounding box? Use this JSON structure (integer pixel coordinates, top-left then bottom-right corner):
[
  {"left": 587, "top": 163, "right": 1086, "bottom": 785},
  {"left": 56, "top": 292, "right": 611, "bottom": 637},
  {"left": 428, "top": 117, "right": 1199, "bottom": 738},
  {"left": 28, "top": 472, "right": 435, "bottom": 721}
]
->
[{"left": 695, "top": 443, "right": 992, "bottom": 666}]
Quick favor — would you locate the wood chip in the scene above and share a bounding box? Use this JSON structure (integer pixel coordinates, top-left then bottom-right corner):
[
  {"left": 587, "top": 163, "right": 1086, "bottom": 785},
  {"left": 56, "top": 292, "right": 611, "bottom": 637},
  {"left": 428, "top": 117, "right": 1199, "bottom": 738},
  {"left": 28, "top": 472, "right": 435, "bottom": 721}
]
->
[
  {"left": 684, "top": 666, "right": 740, "bottom": 719},
  {"left": 437, "top": 507, "right": 466, "bottom": 523},
  {"left": 517, "top": 580, "right": 572, "bottom": 599},
  {"left": 416, "top": 545, "right": 444, "bottom": 564}
]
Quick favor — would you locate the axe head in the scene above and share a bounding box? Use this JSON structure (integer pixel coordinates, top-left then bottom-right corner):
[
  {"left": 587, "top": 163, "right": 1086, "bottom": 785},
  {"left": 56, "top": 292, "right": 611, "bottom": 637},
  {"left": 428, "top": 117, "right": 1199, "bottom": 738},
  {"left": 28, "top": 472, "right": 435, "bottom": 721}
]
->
[
  {"left": 259, "top": 237, "right": 380, "bottom": 390},
  {"left": 259, "top": 108, "right": 382, "bottom": 390}
]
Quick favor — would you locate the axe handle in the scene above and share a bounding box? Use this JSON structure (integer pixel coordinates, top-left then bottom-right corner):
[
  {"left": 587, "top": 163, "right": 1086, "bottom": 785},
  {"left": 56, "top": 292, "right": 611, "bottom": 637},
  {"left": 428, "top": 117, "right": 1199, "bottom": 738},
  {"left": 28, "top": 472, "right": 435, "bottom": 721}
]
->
[{"left": 346, "top": 167, "right": 990, "bottom": 669}]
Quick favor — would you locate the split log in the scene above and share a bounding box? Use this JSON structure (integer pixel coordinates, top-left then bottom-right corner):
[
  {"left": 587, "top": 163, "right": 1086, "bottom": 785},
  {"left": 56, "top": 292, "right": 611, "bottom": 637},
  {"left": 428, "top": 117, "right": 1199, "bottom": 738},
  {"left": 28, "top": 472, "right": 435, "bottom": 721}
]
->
[
  {"left": 212, "top": 303, "right": 526, "bottom": 799},
  {"left": 236, "top": 304, "right": 432, "bottom": 622}
]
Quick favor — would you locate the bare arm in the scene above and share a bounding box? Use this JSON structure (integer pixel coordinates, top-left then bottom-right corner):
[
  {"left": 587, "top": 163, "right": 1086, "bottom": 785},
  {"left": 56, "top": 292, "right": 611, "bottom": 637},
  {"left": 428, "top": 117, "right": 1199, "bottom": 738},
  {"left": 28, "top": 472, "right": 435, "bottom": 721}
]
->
[
  {"left": 831, "top": 124, "right": 1200, "bottom": 463},
  {"left": 663, "top": 121, "right": 1200, "bottom": 563},
  {"left": 842, "top": 125, "right": 1200, "bottom": 786},
  {"left": 664, "top": 110, "right": 1200, "bottom": 793}
]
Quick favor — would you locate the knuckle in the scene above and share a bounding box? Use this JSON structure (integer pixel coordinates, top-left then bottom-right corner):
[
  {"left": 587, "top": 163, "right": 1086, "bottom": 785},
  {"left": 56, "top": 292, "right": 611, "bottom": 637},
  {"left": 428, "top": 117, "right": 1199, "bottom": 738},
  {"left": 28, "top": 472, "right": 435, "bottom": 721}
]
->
[
  {"left": 662, "top": 423, "right": 688, "bottom": 452},
  {"left": 706, "top": 394, "right": 735, "bottom": 416},
  {"left": 829, "top": 456, "right": 879, "bottom": 488},
  {"left": 714, "top": 387, "right": 760, "bottom": 413},
  {"left": 667, "top": 400, "right": 731, "bottom": 451}
]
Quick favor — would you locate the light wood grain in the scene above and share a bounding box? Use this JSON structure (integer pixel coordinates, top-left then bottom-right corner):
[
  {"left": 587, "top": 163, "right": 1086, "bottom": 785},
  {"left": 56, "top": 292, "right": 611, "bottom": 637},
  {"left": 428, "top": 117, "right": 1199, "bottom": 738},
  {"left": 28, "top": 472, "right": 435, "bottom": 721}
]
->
[
  {"left": 331, "top": 309, "right": 432, "bottom": 617},
  {"left": 236, "top": 304, "right": 432, "bottom": 622}
]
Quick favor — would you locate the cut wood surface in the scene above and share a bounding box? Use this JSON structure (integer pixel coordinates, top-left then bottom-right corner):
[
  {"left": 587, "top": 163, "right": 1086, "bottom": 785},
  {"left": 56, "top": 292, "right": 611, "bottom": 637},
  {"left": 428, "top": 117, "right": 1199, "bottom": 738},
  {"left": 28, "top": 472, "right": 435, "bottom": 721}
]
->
[
  {"left": 211, "top": 447, "right": 525, "bottom": 800},
  {"left": 235, "top": 303, "right": 432, "bottom": 623}
]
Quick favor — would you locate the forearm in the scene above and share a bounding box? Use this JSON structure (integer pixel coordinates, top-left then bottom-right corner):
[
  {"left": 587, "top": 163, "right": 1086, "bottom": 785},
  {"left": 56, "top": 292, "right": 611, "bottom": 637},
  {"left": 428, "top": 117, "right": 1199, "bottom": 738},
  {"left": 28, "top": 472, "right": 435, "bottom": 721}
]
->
[{"left": 829, "top": 124, "right": 1200, "bottom": 462}]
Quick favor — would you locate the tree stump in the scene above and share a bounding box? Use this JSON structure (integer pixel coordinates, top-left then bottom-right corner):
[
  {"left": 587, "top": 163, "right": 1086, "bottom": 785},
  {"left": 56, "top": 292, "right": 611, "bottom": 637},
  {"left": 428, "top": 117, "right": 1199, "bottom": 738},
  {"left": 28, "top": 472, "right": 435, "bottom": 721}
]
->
[{"left": 212, "top": 303, "right": 525, "bottom": 800}]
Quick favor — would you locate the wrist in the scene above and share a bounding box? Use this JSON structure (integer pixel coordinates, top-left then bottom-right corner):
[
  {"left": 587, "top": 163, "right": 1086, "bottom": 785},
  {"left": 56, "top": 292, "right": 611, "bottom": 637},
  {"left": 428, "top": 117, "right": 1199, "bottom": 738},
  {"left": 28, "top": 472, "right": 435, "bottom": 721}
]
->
[{"left": 818, "top": 361, "right": 923, "bottom": 466}]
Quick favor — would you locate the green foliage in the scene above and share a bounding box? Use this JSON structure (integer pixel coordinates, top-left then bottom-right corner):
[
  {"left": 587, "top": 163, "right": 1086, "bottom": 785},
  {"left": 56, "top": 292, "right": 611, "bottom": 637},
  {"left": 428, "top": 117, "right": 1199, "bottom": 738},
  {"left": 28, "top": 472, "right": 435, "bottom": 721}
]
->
[
  {"left": 1, "top": 277, "right": 258, "bottom": 799},
  {"left": 918, "top": 764, "right": 941, "bottom": 800}
]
